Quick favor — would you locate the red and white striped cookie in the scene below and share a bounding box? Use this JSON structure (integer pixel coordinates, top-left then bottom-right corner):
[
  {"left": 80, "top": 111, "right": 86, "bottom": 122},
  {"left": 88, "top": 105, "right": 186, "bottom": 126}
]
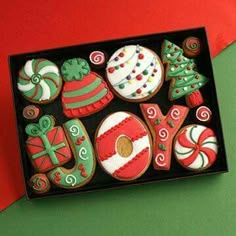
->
[{"left": 95, "top": 112, "right": 152, "bottom": 181}]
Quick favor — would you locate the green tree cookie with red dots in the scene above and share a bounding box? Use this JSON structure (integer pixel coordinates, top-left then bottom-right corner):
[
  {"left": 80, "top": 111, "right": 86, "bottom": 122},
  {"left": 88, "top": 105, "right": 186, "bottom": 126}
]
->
[{"left": 162, "top": 40, "right": 209, "bottom": 108}]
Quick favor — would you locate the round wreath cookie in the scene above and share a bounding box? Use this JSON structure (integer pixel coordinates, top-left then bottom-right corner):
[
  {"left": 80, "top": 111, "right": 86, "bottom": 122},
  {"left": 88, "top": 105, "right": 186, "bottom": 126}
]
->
[
  {"left": 48, "top": 119, "right": 96, "bottom": 189},
  {"left": 17, "top": 59, "right": 62, "bottom": 104},
  {"left": 195, "top": 106, "right": 212, "bottom": 123},
  {"left": 174, "top": 124, "right": 218, "bottom": 171},
  {"left": 95, "top": 111, "right": 152, "bottom": 181},
  {"left": 182, "top": 37, "right": 201, "bottom": 58},
  {"left": 29, "top": 173, "right": 50, "bottom": 194},
  {"left": 106, "top": 45, "right": 164, "bottom": 102},
  {"left": 61, "top": 58, "right": 113, "bottom": 118},
  {"left": 23, "top": 105, "right": 41, "bottom": 121}
]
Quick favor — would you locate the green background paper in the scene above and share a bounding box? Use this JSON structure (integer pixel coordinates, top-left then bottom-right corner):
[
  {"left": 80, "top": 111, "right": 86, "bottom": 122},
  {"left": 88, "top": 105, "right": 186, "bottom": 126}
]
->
[{"left": 1, "top": 43, "right": 235, "bottom": 236}]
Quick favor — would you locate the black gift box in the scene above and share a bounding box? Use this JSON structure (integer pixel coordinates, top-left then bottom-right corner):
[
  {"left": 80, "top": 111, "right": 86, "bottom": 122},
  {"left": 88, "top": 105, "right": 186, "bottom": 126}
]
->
[{"left": 9, "top": 27, "right": 228, "bottom": 199}]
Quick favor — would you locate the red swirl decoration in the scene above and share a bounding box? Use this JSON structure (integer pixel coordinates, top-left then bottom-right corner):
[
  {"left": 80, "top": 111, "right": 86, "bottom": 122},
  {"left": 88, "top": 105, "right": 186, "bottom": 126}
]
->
[
  {"left": 89, "top": 51, "right": 105, "bottom": 65},
  {"left": 30, "top": 174, "right": 49, "bottom": 193},
  {"left": 196, "top": 106, "right": 212, "bottom": 122},
  {"left": 23, "top": 105, "right": 40, "bottom": 120},
  {"left": 183, "top": 37, "right": 201, "bottom": 56}
]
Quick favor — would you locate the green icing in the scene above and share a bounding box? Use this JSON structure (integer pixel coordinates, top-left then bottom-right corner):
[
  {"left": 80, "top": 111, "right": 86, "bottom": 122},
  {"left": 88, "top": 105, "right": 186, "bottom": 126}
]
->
[
  {"left": 65, "top": 89, "right": 107, "bottom": 109},
  {"left": 61, "top": 58, "right": 90, "bottom": 81},
  {"left": 154, "top": 118, "right": 162, "bottom": 125},
  {"left": 167, "top": 120, "right": 175, "bottom": 128},
  {"left": 162, "top": 40, "right": 209, "bottom": 100},
  {"left": 63, "top": 77, "right": 101, "bottom": 97},
  {"left": 158, "top": 144, "right": 166, "bottom": 151},
  {"left": 48, "top": 119, "right": 95, "bottom": 188}
]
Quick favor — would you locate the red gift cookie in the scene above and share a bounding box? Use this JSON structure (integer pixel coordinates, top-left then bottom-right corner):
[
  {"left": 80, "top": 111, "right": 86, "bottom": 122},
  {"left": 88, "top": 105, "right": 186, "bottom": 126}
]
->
[{"left": 25, "top": 115, "right": 72, "bottom": 172}]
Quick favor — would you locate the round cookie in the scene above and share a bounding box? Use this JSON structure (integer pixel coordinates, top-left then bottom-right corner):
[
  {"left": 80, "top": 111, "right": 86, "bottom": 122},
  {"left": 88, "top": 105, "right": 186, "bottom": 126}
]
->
[
  {"left": 48, "top": 118, "right": 96, "bottom": 189},
  {"left": 174, "top": 124, "right": 218, "bottom": 171},
  {"left": 95, "top": 111, "right": 152, "bottom": 181},
  {"left": 17, "top": 59, "right": 62, "bottom": 104},
  {"left": 29, "top": 173, "right": 50, "bottom": 194},
  {"left": 106, "top": 45, "right": 164, "bottom": 102},
  {"left": 182, "top": 37, "right": 201, "bottom": 58},
  {"left": 89, "top": 51, "right": 106, "bottom": 66},
  {"left": 61, "top": 58, "right": 113, "bottom": 118},
  {"left": 23, "top": 105, "right": 41, "bottom": 121},
  {"left": 195, "top": 106, "right": 212, "bottom": 123}
]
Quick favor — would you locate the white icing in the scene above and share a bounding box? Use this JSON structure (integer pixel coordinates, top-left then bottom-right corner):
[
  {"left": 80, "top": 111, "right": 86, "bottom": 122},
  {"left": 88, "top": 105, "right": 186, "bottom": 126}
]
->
[
  {"left": 183, "top": 77, "right": 187, "bottom": 81},
  {"left": 106, "top": 45, "right": 163, "bottom": 100},
  {"left": 170, "top": 108, "right": 180, "bottom": 120},
  {"left": 158, "top": 128, "right": 169, "bottom": 141},
  {"left": 38, "top": 65, "right": 59, "bottom": 76},
  {"left": 65, "top": 175, "right": 77, "bottom": 186},
  {"left": 79, "top": 147, "right": 89, "bottom": 160},
  {"left": 183, "top": 87, "right": 187, "bottom": 91},
  {"left": 181, "top": 64, "right": 185, "bottom": 68},
  {"left": 155, "top": 153, "right": 166, "bottom": 167},
  {"left": 97, "top": 112, "right": 130, "bottom": 137},
  {"left": 17, "top": 82, "right": 34, "bottom": 92},
  {"left": 69, "top": 125, "right": 80, "bottom": 136},
  {"left": 171, "top": 67, "right": 175, "bottom": 71},
  {"left": 101, "top": 135, "right": 150, "bottom": 174},
  {"left": 184, "top": 70, "right": 188, "bottom": 74},
  {"left": 174, "top": 125, "right": 218, "bottom": 170},
  {"left": 39, "top": 80, "right": 51, "bottom": 100},
  {"left": 167, "top": 54, "right": 171, "bottom": 58},
  {"left": 146, "top": 107, "right": 157, "bottom": 119},
  {"left": 24, "top": 60, "right": 34, "bottom": 77}
]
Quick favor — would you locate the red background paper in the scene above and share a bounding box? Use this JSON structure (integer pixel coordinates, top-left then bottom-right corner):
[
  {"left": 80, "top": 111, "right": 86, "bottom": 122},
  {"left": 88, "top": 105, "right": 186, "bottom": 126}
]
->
[{"left": 0, "top": 0, "right": 235, "bottom": 211}]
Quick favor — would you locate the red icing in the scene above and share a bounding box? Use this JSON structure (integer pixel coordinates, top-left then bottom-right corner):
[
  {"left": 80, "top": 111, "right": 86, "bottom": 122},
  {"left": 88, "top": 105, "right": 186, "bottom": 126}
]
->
[
  {"left": 26, "top": 127, "right": 72, "bottom": 172},
  {"left": 185, "top": 90, "right": 203, "bottom": 108},
  {"left": 119, "top": 52, "right": 124, "bottom": 57},
  {"left": 78, "top": 164, "right": 87, "bottom": 178},
  {"left": 140, "top": 104, "right": 189, "bottom": 170},
  {"left": 108, "top": 67, "right": 115, "bottom": 73},
  {"left": 113, "top": 147, "right": 149, "bottom": 179},
  {"left": 63, "top": 83, "right": 105, "bottom": 103},
  {"left": 120, "top": 64, "right": 124, "bottom": 68},
  {"left": 136, "top": 89, "right": 142, "bottom": 94},
  {"left": 177, "top": 128, "right": 217, "bottom": 167},
  {"left": 62, "top": 72, "right": 113, "bottom": 118},
  {"left": 96, "top": 116, "right": 147, "bottom": 161},
  {"left": 138, "top": 54, "right": 144, "bottom": 59},
  {"left": 75, "top": 136, "right": 85, "bottom": 145},
  {"left": 136, "top": 74, "right": 142, "bottom": 80}
]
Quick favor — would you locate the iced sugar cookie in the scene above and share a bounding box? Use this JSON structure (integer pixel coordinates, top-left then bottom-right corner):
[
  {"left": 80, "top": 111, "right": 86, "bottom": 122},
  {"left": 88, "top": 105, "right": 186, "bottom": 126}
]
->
[
  {"left": 29, "top": 173, "right": 50, "bottom": 194},
  {"left": 182, "top": 37, "right": 201, "bottom": 58},
  {"left": 48, "top": 119, "right": 96, "bottom": 189},
  {"left": 95, "top": 112, "right": 152, "bottom": 181},
  {"left": 106, "top": 45, "right": 164, "bottom": 102},
  {"left": 25, "top": 115, "right": 72, "bottom": 172},
  {"left": 17, "top": 59, "right": 62, "bottom": 103},
  {"left": 61, "top": 58, "right": 113, "bottom": 118},
  {"left": 174, "top": 124, "right": 218, "bottom": 171}
]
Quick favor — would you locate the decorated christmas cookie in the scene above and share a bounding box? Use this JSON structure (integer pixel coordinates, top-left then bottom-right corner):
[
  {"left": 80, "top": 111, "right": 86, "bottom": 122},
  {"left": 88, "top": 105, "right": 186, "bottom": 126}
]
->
[
  {"left": 89, "top": 51, "right": 106, "bottom": 66},
  {"left": 17, "top": 59, "right": 62, "bottom": 103},
  {"left": 182, "top": 37, "right": 201, "bottom": 58},
  {"left": 25, "top": 115, "right": 72, "bottom": 172},
  {"left": 106, "top": 45, "right": 164, "bottom": 102},
  {"left": 23, "top": 105, "right": 41, "bottom": 121},
  {"left": 29, "top": 173, "right": 50, "bottom": 194},
  {"left": 61, "top": 58, "right": 113, "bottom": 118},
  {"left": 162, "top": 40, "right": 209, "bottom": 108},
  {"left": 174, "top": 124, "right": 218, "bottom": 171},
  {"left": 196, "top": 106, "right": 212, "bottom": 123},
  {"left": 140, "top": 104, "right": 189, "bottom": 170},
  {"left": 95, "top": 112, "right": 152, "bottom": 181},
  {"left": 48, "top": 119, "right": 96, "bottom": 189}
]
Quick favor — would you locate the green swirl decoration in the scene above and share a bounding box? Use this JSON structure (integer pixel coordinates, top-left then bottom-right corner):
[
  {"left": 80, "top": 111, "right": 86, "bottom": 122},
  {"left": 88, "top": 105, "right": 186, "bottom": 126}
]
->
[
  {"left": 25, "top": 115, "right": 53, "bottom": 137},
  {"left": 61, "top": 58, "right": 91, "bottom": 81}
]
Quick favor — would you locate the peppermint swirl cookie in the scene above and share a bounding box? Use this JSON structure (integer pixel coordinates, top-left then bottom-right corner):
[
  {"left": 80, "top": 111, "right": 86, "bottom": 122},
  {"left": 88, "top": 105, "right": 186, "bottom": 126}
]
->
[
  {"left": 106, "top": 45, "right": 164, "bottom": 102},
  {"left": 17, "top": 59, "right": 62, "bottom": 103},
  {"left": 29, "top": 173, "right": 50, "bottom": 194},
  {"left": 182, "top": 37, "right": 201, "bottom": 57}
]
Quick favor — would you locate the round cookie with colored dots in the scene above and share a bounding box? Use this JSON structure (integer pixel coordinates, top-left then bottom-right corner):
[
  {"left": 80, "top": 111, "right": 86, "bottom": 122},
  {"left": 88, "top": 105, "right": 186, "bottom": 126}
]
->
[
  {"left": 17, "top": 59, "right": 62, "bottom": 104},
  {"left": 106, "top": 45, "right": 164, "bottom": 102}
]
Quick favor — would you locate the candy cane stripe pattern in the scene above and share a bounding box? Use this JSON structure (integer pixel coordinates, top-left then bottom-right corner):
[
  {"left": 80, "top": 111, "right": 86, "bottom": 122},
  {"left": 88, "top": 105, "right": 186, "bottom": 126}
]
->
[
  {"left": 95, "top": 112, "right": 152, "bottom": 181},
  {"left": 17, "top": 59, "right": 62, "bottom": 103},
  {"left": 140, "top": 104, "right": 189, "bottom": 170},
  {"left": 106, "top": 45, "right": 164, "bottom": 102},
  {"left": 48, "top": 119, "right": 96, "bottom": 189},
  {"left": 174, "top": 124, "right": 218, "bottom": 171}
]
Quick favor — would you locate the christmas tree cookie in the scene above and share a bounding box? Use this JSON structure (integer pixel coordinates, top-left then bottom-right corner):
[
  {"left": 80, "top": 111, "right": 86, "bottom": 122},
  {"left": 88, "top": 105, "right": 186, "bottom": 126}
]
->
[
  {"left": 17, "top": 59, "right": 62, "bottom": 104},
  {"left": 61, "top": 58, "right": 113, "bottom": 118},
  {"left": 106, "top": 45, "right": 164, "bottom": 102},
  {"left": 161, "top": 40, "right": 209, "bottom": 108}
]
